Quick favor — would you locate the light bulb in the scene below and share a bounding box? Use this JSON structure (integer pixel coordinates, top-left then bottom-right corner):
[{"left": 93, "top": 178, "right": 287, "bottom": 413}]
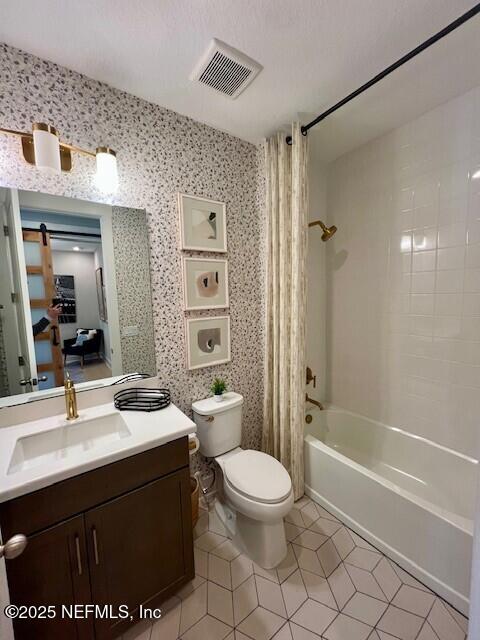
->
[{"left": 95, "top": 147, "right": 118, "bottom": 192}]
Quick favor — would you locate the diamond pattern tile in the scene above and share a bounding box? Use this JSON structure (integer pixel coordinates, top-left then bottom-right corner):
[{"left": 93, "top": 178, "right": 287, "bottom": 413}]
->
[
  {"left": 119, "top": 496, "right": 468, "bottom": 640},
  {"left": 344, "top": 564, "right": 387, "bottom": 601},
  {"left": 237, "top": 606, "right": 286, "bottom": 640},
  {"left": 342, "top": 592, "right": 387, "bottom": 626},
  {"left": 208, "top": 580, "right": 234, "bottom": 626},
  {"left": 344, "top": 547, "right": 382, "bottom": 572},
  {"left": 291, "top": 599, "right": 337, "bottom": 635},
  {"left": 323, "top": 613, "right": 372, "bottom": 640},
  {"left": 391, "top": 584, "right": 435, "bottom": 618},
  {"left": 281, "top": 568, "right": 308, "bottom": 617},
  {"left": 331, "top": 527, "right": 355, "bottom": 560},
  {"left": 317, "top": 539, "right": 342, "bottom": 577},
  {"left": 294, "top": 529, "right": 328, "bottom": 550},
  {"left": 233, "top": 575, "right": 258, "bottom": 625},
  {"left": 301, "top": 569, "right": 337, "bottom": 610},
  {"left": 328, "top": 562, "right": 356, "bottom": 610},
  {"left": 292, "top": 543, "right": 325, "bottom": 576},
  {"left": 256, "top": 574, "right": 287, "bottom": 617}
]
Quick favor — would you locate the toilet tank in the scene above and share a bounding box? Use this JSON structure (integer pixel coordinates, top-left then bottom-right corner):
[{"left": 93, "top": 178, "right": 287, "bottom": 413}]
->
[{"left": 192, "top": 392, "right": 244, "bottom": 457}]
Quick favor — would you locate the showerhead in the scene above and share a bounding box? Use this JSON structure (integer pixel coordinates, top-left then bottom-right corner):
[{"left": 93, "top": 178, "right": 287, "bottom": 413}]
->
[
  {"left": 321, "top": 224, "right": 337, "bottom": 242},
  {"left": 308, "top": 219, "right": 337, "bottom": 242}
]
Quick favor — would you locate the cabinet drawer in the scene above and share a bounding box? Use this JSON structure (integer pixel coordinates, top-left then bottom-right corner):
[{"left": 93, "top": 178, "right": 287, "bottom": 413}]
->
[{"left": 0, "top": 436, "right": 188, "bottom": 538}]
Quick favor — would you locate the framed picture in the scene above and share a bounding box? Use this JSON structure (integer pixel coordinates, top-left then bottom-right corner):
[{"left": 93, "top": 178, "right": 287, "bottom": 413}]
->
[
  {"left": 95, "top": 267, "right": 108, "bottom": 322},
  {"left": 178, "top": 193, "right": 227, "bottom": 252},
  {"left": 183, "top": 257, "right": 229, "bottom": 311},
  {"left": 53, "top": 274, "right": 76, "bottom": 323},
  {"left": 185, "top": 316, "right": 231, "bottom": 370}
]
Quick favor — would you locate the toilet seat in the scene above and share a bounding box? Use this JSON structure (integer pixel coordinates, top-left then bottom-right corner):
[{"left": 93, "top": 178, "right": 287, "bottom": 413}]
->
[{"left": 223, "top": 449, "right": 292, "bottom": 504}]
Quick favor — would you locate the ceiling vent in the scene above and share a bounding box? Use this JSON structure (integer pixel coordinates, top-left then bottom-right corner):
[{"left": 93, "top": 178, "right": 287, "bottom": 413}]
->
[{"left": 191, "top": 39, "right": 262, "bottom": 99}]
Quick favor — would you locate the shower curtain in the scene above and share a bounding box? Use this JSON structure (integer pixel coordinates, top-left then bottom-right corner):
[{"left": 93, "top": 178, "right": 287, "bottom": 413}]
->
[{"left": 262, "top": 123, "right": 308, "bottom": 501}]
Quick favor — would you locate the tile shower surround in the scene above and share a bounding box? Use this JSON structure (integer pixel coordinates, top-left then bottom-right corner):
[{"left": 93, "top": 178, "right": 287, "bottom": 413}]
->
[
  {"left": 325, "top": 85, "right": 480, "bottom": 457},
  {"left": 0, "top": 44, "right": 265, "bottom": 460},
  {"left": 117, "top": 495, "right": 468, "bottom": 640}
]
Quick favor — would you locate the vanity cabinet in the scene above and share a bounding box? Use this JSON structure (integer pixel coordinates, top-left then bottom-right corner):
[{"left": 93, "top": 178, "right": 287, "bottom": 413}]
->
[
  {"left": 0, "top": 436, "right": 194, "bottom": 640},
  {"left": 5, "top": 516, "right": 93, "bottom": 640}
]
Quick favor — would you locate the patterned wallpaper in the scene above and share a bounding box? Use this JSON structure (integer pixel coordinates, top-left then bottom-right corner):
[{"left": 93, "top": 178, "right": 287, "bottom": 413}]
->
[
  {"left": 0, "top": 43, "right": 265, "bottom": 454},
  {"left": 111, "top": 206, "right": 157, "bottom": 376},
  {"left": 0, "top": 317, "right": 8, "bottom": 397}
]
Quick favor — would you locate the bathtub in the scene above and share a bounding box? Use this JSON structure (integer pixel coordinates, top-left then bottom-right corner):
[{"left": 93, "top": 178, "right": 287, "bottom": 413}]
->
[{"left": 304, "top": 406, "right": 477, "bottom": 615}]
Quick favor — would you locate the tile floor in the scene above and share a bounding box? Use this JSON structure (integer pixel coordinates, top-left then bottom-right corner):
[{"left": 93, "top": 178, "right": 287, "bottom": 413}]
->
[{"left": 121, "top": 495, "right": 469, "bottom": 640}]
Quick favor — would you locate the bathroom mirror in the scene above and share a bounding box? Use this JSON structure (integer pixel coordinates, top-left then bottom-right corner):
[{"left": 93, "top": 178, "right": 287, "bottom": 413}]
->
[{"left": 0, "top": 188, "right": 156, "bottom": 407}]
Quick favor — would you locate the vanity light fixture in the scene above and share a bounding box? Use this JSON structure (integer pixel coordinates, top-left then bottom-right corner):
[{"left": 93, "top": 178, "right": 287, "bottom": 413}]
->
[{"left": 0, "top": 123, "right": 118, "bottom": 191}]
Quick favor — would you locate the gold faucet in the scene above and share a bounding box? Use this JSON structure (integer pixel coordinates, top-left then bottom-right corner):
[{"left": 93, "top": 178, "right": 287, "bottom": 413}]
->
[
  {"left": 306, "top": 393, "right": 324, "bottom": 411},
  {"left": 65, "top": 372, "right": 79, "bottom": 420}
]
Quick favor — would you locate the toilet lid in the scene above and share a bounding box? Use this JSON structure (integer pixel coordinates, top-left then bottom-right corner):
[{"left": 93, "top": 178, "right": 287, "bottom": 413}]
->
[{"left": 224, "top": 450, "right": 292, "bottom": 504}]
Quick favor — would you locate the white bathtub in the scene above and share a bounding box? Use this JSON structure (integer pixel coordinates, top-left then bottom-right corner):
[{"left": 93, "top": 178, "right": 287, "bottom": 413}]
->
[{"left": 304, "top": 406, "right": 477, "bottom": 615}]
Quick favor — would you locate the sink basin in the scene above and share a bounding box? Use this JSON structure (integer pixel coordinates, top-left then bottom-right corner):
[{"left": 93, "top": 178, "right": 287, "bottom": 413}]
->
[{"left": 8, "top": 413, "right": 132, "bottom": 475}]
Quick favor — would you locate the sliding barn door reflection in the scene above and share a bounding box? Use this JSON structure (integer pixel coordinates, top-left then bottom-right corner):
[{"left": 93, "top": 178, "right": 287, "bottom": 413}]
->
[{"left": 23, "top": 229, "right": 64, "bottom": 388}]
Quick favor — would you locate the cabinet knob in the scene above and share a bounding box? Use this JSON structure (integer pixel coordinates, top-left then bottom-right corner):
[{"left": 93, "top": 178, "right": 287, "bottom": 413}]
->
[{"left": 0, "top": 534, "right": 28, "bottom": 560}]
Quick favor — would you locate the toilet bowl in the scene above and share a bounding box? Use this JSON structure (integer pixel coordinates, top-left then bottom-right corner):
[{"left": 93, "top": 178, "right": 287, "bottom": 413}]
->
[
  {"left": 216, "top": 447, "right": 293, "bottom": 567},
  {"left": 192, "top": 393, "right": 293, "bottom": 568}
]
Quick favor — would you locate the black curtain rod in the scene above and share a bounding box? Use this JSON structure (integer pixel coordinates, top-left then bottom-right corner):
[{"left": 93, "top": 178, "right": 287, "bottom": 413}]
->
[
  {"left": 22, "top": 226, "right": 101, "bottom": 239},
  {"left": 286, "top": 3, "right": 480, "bottom": 144}
]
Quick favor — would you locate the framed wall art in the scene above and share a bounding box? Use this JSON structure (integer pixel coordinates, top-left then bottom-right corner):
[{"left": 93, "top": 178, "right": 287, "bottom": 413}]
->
[
  {"left": 178, "top": 193, "right": 227, "bottom": 252},
  {"left": 183, "top": 257, "right": 229, "bottom": 311},
  {"left": 185, "top": 315, "right": 231, "bottom": 370},
  {"left": 53, "top": 274, "right": 76, "bottom": 323}
]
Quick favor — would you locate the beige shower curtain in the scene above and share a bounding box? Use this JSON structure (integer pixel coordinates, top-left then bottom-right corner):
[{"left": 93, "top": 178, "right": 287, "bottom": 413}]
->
[{"left": 262, "top": 123, "right": 308, "bottom": 501}]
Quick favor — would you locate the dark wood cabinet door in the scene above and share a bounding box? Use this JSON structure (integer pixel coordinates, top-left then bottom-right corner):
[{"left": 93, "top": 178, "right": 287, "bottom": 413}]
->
[
  {"left": 85, "top": 467, "right": 194, "bottom": 639},
  {"left": 5, "top": 515, "right": 93, "bottom": 640}
]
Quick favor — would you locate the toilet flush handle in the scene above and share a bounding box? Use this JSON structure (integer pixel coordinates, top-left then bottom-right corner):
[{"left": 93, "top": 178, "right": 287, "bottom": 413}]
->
[{"left": 205, "top": 416, "right": 214, "bottom": 422}]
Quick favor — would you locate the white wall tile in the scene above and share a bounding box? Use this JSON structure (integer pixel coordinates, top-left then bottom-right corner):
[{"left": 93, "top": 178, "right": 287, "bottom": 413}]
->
[
  {"left": 437, "top": 247, "right": 465, "bottom": 271},
  {"left": 435, "top": 270, "right": 463, "bottom": 294},
  {"left": 410, "top": 295, "right": 434, "bottom": 316},
  {"left": 323, "top": 86, "right": 480, "bottom": 456},
  {"left": 434, "top": 294, "right": 462, "bottom": 317},
  {"left": 412, "top": 272, "right": 435, "bottom": 294},
  {"left": 438, "top": 223, "right": 467, "bottom": 249},
  {"left": 464, "top": 269, "right": 480, "bottom": 292},
  {"left": 412, "top": 251, "right": 436, "bottom": 272},
  {"left": 463, "top": 293, "right": 480, "bottom": 316}
]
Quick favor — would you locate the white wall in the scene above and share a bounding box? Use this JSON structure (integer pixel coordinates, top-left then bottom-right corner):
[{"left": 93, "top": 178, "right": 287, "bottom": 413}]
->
[
  {"left": 52, "top": 251, "right": 101, "bottom": 347},
  {"left": 321, "top": 85, "right": 480, "bottom": 458}
]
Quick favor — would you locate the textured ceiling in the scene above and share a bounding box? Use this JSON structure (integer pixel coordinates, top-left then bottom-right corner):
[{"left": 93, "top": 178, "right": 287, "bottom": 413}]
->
[{"left": 0, "top": 0, "right": 478, "bottom": 143}]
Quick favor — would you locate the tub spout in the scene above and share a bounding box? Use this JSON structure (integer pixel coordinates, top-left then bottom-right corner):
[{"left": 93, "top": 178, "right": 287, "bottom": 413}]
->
[{"left": 306, "top": 393, "right": 324, "bottom": 411}]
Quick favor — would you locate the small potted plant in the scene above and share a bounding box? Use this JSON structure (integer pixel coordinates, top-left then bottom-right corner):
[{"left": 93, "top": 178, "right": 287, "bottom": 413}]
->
[{"left": 210, "top": 377, "right": 227, "bottom": 402}]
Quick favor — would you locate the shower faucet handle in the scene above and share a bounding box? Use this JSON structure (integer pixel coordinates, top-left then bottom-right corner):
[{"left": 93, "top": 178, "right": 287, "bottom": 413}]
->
[{"left": 306, "top": 366, "right": 316, "bottom": 388}]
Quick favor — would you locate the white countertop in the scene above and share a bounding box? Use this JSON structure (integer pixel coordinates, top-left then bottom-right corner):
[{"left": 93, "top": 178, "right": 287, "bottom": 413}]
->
[{"left": 0, "top": 401, "right": 196, "bottom": 504}]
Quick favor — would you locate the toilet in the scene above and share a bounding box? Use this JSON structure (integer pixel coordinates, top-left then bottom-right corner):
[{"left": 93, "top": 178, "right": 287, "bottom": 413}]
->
[{"left": 192, "top": 392, "right": 294, "bottom": 568}]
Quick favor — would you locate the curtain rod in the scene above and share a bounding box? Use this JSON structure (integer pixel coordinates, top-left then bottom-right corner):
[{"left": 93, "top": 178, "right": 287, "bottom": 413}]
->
[{"left": 286, "top": 3, "right": 480, "bottom": 144}]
